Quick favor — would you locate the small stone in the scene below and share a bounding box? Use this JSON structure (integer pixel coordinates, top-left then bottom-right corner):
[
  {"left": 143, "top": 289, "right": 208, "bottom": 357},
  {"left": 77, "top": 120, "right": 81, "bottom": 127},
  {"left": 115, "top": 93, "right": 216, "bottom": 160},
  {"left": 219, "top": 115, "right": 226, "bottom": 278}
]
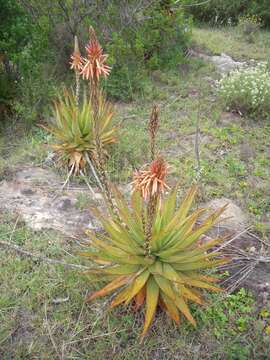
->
[
  {"left": 240, "top": 143, "right": 256, "bottom": 161},
  {"left": 56, "top": 198, "right": 72, "bottom": 211},
  {"left": 21, "top": 188, "right": 35, "bottom": 196},
  {"left": 203, "top": 198, "right": 248, "bottom": 230}
]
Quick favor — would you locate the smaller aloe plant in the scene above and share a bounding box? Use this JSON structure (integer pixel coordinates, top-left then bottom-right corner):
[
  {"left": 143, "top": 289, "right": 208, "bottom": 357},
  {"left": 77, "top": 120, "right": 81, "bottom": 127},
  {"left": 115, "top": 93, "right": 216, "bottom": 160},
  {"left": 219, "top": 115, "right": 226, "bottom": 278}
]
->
[
  {"left": 42, "top": 90, "right": 117, "bottom": 174},
  {"left": 42, "top": 27, "right": 116, "bottom": 178},
  {"left": 82, "top": 168, "right": 229, "bottom": 338}
]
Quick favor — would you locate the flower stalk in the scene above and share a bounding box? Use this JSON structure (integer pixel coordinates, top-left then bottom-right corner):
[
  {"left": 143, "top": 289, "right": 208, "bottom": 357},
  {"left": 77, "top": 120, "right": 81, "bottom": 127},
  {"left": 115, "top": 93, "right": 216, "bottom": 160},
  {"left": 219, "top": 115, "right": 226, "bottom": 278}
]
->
[
  {"left": 148, "top": 105, "right": 160, "bottom": 161},
  {"left": 81, "top": 27, "right": 119, "bottom": 220},
  {"left": 70, "top": 35, "right": 82, "bottom": 106},
  {"left": 133, "top": 156, "right": 169, "bottom": 254}
]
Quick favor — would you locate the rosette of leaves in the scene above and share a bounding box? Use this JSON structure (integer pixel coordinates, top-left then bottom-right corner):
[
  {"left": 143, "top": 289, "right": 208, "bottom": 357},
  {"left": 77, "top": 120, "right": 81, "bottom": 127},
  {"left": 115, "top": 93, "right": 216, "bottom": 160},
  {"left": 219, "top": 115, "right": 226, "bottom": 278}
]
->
[
  {"left": 42, "top": 90, "right": 117, "bottom": 174},
  {"left": 82, "top": 185, "right": 229, "bottom": 338}
]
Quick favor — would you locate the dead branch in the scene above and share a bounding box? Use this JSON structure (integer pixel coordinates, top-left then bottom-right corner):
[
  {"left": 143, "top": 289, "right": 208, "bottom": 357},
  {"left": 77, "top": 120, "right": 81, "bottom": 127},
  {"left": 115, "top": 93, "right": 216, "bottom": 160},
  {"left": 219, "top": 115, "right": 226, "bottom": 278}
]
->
[{"left": 0, "top": 240, "right": 88, "bottom": 270}]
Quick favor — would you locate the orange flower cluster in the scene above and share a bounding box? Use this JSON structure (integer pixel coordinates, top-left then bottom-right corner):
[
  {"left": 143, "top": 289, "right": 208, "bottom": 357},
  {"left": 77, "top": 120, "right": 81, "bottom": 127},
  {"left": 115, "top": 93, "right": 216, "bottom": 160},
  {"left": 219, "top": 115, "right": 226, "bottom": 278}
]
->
[
  {"left": 80, "top": 28, "right": 111, "bottom": 81},
  {"left": 69, "top": 28, "right": 111, "bottom": 81},
  {"left": 70, "top": 52, "right": 82, "bottom": 72},
  {"left": 70, "top": 36, "right": 82, "bottom": 72},
  {"left": 133, "top": 157, "right": 169, "bottom": 200}
]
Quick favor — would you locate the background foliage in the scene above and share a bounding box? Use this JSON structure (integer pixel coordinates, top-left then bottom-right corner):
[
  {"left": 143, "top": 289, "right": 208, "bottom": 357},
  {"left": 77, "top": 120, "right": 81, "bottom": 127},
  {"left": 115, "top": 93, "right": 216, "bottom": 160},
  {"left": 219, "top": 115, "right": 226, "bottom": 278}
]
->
[
  {"left": 184, "top": 0, "right": 270, "bottom": 26},
  {"left": 0, "top": 0, "right": 192, "bottom": 125}
]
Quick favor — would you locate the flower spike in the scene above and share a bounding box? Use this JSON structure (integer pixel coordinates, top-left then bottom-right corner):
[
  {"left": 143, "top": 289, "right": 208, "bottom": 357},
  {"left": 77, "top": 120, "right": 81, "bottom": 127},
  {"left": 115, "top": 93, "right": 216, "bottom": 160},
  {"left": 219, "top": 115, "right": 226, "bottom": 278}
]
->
[
  {"left": 70, "top": 35, "right": 82, "bottom": 72},
  {"left": 80, "top": 27, "right": 111, "bottom": 81}
]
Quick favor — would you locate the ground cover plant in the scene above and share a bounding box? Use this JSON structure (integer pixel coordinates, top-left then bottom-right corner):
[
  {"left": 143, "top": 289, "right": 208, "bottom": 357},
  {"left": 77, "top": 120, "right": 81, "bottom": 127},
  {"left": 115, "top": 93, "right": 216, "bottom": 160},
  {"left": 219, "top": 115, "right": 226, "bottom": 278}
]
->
[{"left": 0, "top": 17, "right": 270, "bottom": 360}]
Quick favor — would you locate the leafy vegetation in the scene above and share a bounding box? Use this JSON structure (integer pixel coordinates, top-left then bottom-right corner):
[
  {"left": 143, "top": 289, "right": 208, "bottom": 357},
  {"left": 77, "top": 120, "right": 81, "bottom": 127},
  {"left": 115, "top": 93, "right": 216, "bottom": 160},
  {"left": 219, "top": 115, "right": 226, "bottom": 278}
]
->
[
  {"left": 0, "top": 0, "right": 192, "bottom": 125},
  {"left": 185, "top": 0, "right": 270, "bottom": 27}
]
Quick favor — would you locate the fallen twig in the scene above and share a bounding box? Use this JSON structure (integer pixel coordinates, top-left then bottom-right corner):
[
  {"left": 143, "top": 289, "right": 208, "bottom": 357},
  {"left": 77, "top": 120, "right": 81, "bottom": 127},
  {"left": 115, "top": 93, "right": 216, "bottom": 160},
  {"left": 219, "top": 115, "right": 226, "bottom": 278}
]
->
[{"left": 0, "top": 239, "right": 88, "bottom": 270}]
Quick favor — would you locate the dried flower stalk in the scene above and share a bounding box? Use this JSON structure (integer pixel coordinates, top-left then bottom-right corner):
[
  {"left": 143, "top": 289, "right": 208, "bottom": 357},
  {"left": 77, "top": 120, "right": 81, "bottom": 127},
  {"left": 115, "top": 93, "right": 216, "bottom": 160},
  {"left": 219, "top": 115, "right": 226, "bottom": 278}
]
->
[{"left": 148, "top": 105, "right": 160, "bottom": 161}]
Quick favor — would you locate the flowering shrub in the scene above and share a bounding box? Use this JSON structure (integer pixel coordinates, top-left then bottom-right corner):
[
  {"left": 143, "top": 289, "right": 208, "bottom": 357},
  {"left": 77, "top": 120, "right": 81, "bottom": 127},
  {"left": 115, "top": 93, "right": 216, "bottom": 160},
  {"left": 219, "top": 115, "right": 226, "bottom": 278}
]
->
[
  {"left": 218, "top": 62, "right": 270, "bottom": 118},
  {"left": 238, "top": 15, "right": 262, "bottom": 35},
  {"left": 237, "top": 15, "right": 262, "bottom": 42}
]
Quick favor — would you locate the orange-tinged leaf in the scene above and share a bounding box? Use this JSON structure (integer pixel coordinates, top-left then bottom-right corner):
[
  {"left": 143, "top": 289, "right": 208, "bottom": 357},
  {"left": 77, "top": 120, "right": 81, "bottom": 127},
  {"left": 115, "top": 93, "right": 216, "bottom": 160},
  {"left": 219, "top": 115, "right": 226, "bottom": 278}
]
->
[
  {"left": 178, "top": 284, "right": 204, "bottom": 305},
  {"left": 187, "top": 272, "right": 220, "bottom": 283},
  {"left": 86, "top": 275, "right": 129, "bottom": 302},
  {"left": 110, "top": 287, "right": 131, "bottom": 308},
  {"left": 175, "top": 296, "right": 196, "bottom": 326},
  {"left": 125, "top": 270, "right": 150, "bottom": 304},
  {"left": 134, "top": 286, "right": 146, "bottom": 311},
  {"left": 160, "top": 292, "right": 180, "bottom": 324},
  {"left": 178, "top": 274, "right": 223, "bottom": 292},
  {"left": 141, "top": 276, "right": 159, "bottom": 338}
]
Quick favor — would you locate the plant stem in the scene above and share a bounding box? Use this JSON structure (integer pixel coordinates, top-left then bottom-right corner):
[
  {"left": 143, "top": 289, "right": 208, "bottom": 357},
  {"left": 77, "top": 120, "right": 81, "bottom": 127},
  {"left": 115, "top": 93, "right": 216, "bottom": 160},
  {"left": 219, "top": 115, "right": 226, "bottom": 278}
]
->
[
  {"left": 145, "top": 194, "right": 158, "bottom": 255},
  {"left": 75, "top": 71, "right": 80, "bottom": 106},
  {"left": 90, "top": 78, "right": 120, "bottom": 221}
]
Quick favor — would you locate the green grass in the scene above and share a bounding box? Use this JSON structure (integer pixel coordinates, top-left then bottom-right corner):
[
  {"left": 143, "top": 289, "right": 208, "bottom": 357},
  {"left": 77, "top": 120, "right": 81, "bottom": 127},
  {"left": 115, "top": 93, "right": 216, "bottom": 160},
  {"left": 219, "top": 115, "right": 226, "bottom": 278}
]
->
[
  {"left": 1, "top": 214, "right": 270, "bottom": 359},
  {"left": 192, "top": 26, "right": 270, "bottom": 60}
]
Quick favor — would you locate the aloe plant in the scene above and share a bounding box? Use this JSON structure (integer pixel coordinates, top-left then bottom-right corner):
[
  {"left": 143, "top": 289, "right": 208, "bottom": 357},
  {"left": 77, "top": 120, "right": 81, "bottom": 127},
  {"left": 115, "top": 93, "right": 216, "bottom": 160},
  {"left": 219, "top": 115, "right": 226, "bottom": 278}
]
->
[
  {"left": 82, "top": 185, "right": 228, "bottom": 338},
  {"left": 42, "top": 90, "right": 117, "bottom": 174}
]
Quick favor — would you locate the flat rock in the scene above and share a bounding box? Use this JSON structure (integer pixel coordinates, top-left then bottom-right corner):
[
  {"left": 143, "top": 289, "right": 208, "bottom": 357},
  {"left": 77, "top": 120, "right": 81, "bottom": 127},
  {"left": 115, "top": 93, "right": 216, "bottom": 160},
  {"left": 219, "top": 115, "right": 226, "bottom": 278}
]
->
[
  {"left": 188, "top": 49, "right": 245, "bottom": 73},
  {"left": 203, "top": 198, "right": 248, "bottom": 231},
  {"left": 0, "top": 167, "right": 102, "bottom": 236},
  {"left": 210, "top": 53, "right": 245, "bottom": 73}
]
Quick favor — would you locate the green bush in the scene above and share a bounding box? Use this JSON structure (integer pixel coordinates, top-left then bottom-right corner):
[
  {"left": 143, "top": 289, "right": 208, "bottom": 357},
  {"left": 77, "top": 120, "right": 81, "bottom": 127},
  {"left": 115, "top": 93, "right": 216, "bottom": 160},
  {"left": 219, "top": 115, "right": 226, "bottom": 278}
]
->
[
  {"left": 184, "top": 0, "right": 270, "bottom": 27},
  {"left": 101, "top": 1, "right": 192, "bottom": 100},
  {"left": 184, "top": 0, "right": 249, "bottom": 25},
  {"left": 0, "top": 0, "right": 57, "bottom": 125},
  {"left": 1, "top": 0, "right": 192, "bottom": 123},
  {"left": 218, "top": 62, "right": 270, "bottom": 118},
  {"left": 237, "top": 15, "right": 262, "bottom": 43}
]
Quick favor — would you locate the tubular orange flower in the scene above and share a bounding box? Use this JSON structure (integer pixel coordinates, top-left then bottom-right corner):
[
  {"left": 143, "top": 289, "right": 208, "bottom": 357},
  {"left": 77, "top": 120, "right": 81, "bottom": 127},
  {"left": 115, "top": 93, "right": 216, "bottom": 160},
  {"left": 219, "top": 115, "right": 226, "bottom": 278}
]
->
[
  {"left": 70, "top": 35, "right": 82, "bottom": 72},
  {"left": 80, "top": 27, "right": 111, "bottom": 81},
  {"left": 132, "top": 157, "right": 170, "bottom": 200}
]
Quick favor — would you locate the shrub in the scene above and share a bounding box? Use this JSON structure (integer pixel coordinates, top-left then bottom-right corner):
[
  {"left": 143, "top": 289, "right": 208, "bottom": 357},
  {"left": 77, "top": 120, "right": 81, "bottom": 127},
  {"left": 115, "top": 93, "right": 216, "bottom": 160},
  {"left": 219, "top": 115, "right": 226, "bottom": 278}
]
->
[
  {"left": 218, "top": 62, "right": 270, "bottom": 118},
  {"left": 184, "top": 0, "right": 270, "bottom": 27},
  {"left": 101, "top": 2, "right": 192, "bottom": 99},
  {"left": 237, "top": 15, "right": 262, "bottom": 42},
  {"left": 0, "top": 0, "right": 56, "bottom": 125},
  {"left": 18, "top": 1, "right": 192, "bottom": 102},
  {"left": 184, "top": 0, "right": 249, "bottom": 25}
]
